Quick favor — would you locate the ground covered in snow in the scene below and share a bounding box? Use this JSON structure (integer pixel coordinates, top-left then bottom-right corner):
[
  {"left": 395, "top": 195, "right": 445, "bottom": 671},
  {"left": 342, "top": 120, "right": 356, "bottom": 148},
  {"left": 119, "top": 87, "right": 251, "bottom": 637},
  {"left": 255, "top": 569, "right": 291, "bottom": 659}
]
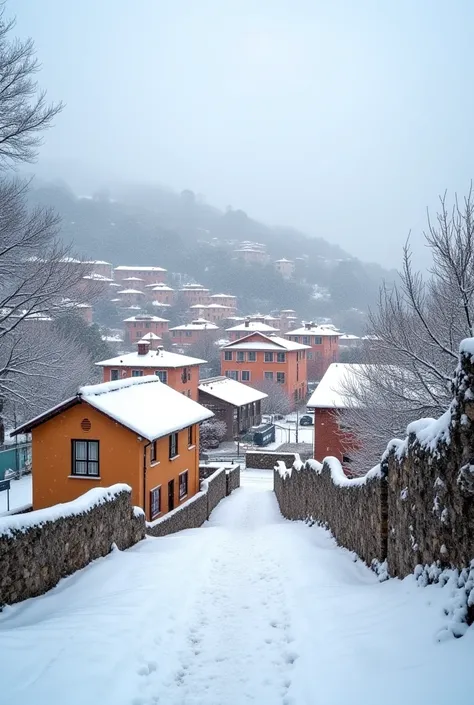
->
[
  {"left": 0, "top": 471, "right": 471, "bottom": 705},
  {"left": 0, "top": 474, "right": 32, "bottom": 516}
]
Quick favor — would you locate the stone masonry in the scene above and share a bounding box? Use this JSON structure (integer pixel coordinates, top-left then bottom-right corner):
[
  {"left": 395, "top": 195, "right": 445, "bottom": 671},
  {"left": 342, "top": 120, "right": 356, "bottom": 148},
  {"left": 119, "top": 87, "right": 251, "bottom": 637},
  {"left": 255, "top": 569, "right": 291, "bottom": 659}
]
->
[{"left": 0, "top": 486, "right": 145, "bottom": 606}]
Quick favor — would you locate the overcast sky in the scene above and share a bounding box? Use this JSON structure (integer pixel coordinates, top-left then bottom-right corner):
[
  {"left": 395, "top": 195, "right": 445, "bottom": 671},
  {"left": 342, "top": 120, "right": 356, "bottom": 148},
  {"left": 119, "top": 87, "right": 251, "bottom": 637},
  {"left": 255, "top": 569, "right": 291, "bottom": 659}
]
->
[{"left": 11, "top": 0, "right": 474, "bottom": 268}]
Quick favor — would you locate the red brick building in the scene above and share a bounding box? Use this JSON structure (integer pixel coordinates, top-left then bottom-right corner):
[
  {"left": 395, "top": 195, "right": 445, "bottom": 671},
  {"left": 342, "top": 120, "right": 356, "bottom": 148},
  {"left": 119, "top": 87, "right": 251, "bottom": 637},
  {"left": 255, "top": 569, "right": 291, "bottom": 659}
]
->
[
  {"left": 114, "top": 266, "right": 167, "bottom": 286},
  {"left": 226, "top": 320, "right": 280, "bottom": 342},
  {"left": 169, "top": 319, "right": 219, "bottom": 347},
  {"left": 97, "top": 339, "right": 206, "bottom": 400},
  {"left": 220, "top": 332, "right": 309, "bottom": 408},
  {"left": 285, "top": 323, "right": 340, "bottom": 381},
  {"left": 179, "top": 284, "right": 211, "bottom": 307},
  {"left": 306, "top": 363, "right": 361, "bottom": 465},
  {"left": 124, "top": 314, "right": 169, "bottom": 345}
]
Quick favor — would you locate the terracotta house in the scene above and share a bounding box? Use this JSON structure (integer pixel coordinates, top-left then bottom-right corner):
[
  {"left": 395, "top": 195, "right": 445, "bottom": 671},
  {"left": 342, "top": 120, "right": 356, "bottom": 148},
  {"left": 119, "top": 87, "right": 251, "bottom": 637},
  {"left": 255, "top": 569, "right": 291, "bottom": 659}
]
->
[
  {"left": 169, "top": 319, "right": 219, "bottom": 347},
  {"left": 179, "top": 284, "right": 211, "bottom": 307},
  {"left": 306, "top": 363, "right": 361, "bottom": 466},
  {"left": 209, "top": 293, "right": 237, "bottom": 309},
  {"left": 220, "top": 332, "right": 309, "bottom": 408},
  {"left": 226, "top": 320, "right": 280, "bottom": 342},
  {"left": 124, "top": 314, "right": 169, "bottom": 345},
  {"left": 198, "top": 376, "right": 267, "bottom": 440},
  {"left": 117, "top": 288, "right": 146, "bottom": 307},
  {"left": 97, "top": 339, "right": 206, "bottom": 400},
  {"left": 114, "top": 266, "right": 167, "bottom": 286},
  {"left": 274, "top": 258, "right": 295, "bottom": 279},
  {"left": 190, "top": 304, "right": 232, "bottom": 324},
  {"left": 285, "top": 323, "right": 341, "bottom": 381},
  {"left": 146, "top": 283, "right": 175, "bottom": 306},
  {"left": 11, "top": 376, "right": 213, "bottom": 520}
]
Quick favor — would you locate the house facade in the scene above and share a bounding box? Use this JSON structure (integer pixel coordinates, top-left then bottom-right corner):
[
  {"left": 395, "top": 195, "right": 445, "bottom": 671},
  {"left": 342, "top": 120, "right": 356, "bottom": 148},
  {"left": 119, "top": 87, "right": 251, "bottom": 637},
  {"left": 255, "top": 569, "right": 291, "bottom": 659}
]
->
[
  {"left": 97, "top": 340, "right": 205, "bottom": 400},
  {"left": 179, "top": 284, "right": 211, "bottom": 307},
  {"left": 220, "top": 332, "right": 309, "bottom": 408},
  {"left": 114, "top": 266, "right": 167, "bottom": 286},
  {"left": 169, "top": 319, "right": 219, "bottom": 347},
  {"left": 12, "top": 377, "right": 213, "bottom": 521},
  {"left": 285, "top": 323, "right": 341, "bottom": 381},
  {"left": 198, "top": 376, "right": 267, "bottom": 440},
  {"left": 124, "top": 314, "right": 170, "bottom": 345},
  {"left": 306, "top": 363, "right": 361, "bottom": 467}
]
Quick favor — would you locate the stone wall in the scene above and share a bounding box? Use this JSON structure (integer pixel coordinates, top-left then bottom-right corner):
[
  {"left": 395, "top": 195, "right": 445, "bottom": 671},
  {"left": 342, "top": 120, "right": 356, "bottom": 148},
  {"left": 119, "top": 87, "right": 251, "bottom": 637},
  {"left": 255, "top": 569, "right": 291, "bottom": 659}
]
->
[
  {"left": 147, "top": 465, "right": 241, "bottom": 537},
  {"left": 226, "top": 465, "right": 241, "bottom": 495},
  {"left": 0, "top": 484, "right": 145, "bottom": 606},
  {"left": 274, "top": 459, "right": 387, "bottom": 566},
  {"left": 246, "top": 451, "right": 298, "bottom": 469},
  {"left": 274, "top": 343, "right": 474, "bottom": 579}
]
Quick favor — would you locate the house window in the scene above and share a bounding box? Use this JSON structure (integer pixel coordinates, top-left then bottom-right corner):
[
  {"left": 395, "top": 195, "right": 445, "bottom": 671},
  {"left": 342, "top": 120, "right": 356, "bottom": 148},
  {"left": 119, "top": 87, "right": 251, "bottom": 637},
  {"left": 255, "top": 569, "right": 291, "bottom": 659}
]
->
[
  {"left": 314, "top": 336, "right": 322, "bottom": 345},
  {"left": 150, "top": 440, "right": 157, "bottom": 463},
  {"left": 172, "top": 331, "right": 177, "bottom": 337},
  {"left": 264, "top": 352, "right": 274, "bottom": 362},
  {"left": 169, "top": 432, "right": 178, "bottom": 459},
  {"left": 264, "top": 371, "right": 274, "bottom": 381},
  {"left": 237, "top": 351, "right": 245, "bottom": 362},
  {"left": 179, "top": 471, "right": 188, "bottom": 499},
  {"left": 276, "top": 352, "right": 286, "bottom": 363},
  {"left": 110, "top": 369, "right": 119, "bottom": 381},
  {"left": 302, "top": 336, "right": 309, "bottom": 345},
  {"left": 224, "top": 351, "right": 233, "bottom": 361},
  {"left": 136, "top": 331, "right": 141, "bottom": 338},
  {"left": 150, "top": 485, "right": 161, "bottom": 519},
  {"left": 71, "top": 440, "right": 99, "bottom": 477},
  {"left": 307, "top": 352, "right": 313, "bottom": 360},
  {"left": 276, "top": 372, "right": 285, "bottom": 384},
  {"left": 155, "top": 370, "right": 168, "bottom": 383},
  {"left": 188, "top": 425, "right": 194, "bottom": 447},
  {"left": 132, "top": 370, "right": 144, "bottom": 377},
  {"left": 185, "top": 331, "right": 192, "bottom": 337},
  {"left": 241, "top": 370, "right": 250, "bottom": 381},
  {"left": 248, "top": 351, "right": 256, "bottom": 362},
  {"left": 225, "top": 370, "right": 239, "bottom": 380}
]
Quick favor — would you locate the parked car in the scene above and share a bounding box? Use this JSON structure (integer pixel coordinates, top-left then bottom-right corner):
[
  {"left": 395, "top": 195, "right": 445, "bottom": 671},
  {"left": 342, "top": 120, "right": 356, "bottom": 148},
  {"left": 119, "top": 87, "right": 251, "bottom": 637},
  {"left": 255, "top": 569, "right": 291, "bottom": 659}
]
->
[{"left": 299, "top": 415, "right": 313, "bottom": 426}]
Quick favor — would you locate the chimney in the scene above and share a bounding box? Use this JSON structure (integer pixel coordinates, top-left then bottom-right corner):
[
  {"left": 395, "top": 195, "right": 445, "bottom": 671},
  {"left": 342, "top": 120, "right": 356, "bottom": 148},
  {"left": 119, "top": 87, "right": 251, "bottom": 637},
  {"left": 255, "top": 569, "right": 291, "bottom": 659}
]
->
[
  {"left": 137, "top": 341, "right": 150, "bottom": 356},
  {"left": 245, "top": 317, "right": 250, "bottom": 328},
  {"left": 305, "top": 322, "right": 312, "bottom": 331}
]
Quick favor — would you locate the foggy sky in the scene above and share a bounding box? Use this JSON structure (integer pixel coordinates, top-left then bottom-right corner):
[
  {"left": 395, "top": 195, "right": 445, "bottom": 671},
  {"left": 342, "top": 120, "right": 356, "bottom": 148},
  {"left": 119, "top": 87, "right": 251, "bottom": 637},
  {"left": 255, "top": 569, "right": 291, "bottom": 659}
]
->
[{"left": 11, "top": 0, "right": 474, "bottom": 268}]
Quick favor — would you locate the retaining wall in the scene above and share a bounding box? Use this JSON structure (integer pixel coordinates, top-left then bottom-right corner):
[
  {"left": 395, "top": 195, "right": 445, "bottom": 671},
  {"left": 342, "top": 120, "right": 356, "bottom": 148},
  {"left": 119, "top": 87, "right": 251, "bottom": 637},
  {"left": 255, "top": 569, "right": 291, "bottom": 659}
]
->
[
  {"left": 274, "top": 459, "right": 387, "bottom": 566},
  {"left": 0, "top": 484, "right": 145, "bottom": 606},
  {"left": 274, "top": 344, "right": 474, "bottom": 579},
  {"left": 246, "top": 451, "right": 298, "bottom": 469}
]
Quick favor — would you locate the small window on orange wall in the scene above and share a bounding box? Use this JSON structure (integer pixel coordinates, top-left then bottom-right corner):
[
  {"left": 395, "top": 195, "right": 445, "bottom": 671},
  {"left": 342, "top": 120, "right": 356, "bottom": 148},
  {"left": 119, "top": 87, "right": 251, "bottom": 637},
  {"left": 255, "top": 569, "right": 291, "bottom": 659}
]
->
[{"left": 188, "top": 426, "right": 194, "bottom": 447}]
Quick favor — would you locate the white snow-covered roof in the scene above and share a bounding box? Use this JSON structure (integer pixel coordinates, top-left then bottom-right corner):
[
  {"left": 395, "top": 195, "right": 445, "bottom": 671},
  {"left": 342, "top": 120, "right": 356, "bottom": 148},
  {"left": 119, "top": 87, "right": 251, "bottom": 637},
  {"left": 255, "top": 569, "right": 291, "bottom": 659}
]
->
[
  {"left": 307, "top": 363, "right": 367, "bottom": 409},
  {"left": 83, "top": 274, "right": 113, "bottom": 282},
  {"left": 81, "top": 377, "right": 212, "bottom": 440},
  {"left": 140, "top": 332, "right": 162, "bottom": 341},
  {"left": 96, "top": 349, "right": 205, "bottom": 368},
  {"left": 170, "top": 321, "right": 219, "bottom": 331},
  {"left": 115, "top": 266, "right": 167, "bottom": 272},
  {"left": 117, "top": 289, "right": 145, "bottom": 295},
  {"left": 191, "top": 303, "right": 230, "bottom": 310},
  {"left": 123, "top": 315, "right": 169, "bottom": 322},
  {"left": 286, "top": 324, "right": 340, "bottom": 336},
  {"left": 150, "top": 284, "right": 174, "bottom": 291},
  {"left": 122, "top": 276, "right": 144, "bottom": 281},
  {"left": 199, "top": 377, "right": 267, "bottom": 407},
  {"left": 275, "top": 258, "right": 293, "bottom": 263},
  {"left": 210, "top": 293, "right": 236, "bottom": 299},
  {"left": 226, "top": 321, "right": 279, "bottom": 333},
  {"left": 340, "top": 334, "right": 361, "bottom": 341},
  {"left": 84, "top": 260, "right": 112, "bottom": 265},
  {"left": 222, "top": 334, "right": 310, "bottom": 352},
  {"left": 180, "top": 283, "right": 209, "bottom": 290}
]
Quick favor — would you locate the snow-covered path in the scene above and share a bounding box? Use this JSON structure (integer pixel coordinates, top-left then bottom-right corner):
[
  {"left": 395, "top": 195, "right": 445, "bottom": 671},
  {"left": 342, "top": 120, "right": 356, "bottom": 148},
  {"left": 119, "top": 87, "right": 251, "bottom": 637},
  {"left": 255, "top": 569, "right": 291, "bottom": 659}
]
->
[{"left": 0, "top": 471, "right": 472, "bottom": 705}]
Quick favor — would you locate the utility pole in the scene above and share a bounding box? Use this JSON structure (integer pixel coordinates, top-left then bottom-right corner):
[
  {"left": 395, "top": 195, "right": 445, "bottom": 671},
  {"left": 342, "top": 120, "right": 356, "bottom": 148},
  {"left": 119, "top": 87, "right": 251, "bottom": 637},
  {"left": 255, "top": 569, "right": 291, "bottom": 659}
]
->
[{"left": 295, "top": 406, "right": 299, "bottom": 444}]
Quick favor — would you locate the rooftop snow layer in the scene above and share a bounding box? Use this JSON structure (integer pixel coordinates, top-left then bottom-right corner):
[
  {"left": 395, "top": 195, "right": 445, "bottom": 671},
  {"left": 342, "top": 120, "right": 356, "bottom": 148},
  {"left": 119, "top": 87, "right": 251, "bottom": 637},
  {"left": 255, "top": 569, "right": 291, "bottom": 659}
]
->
[
  {"left": 286, "top": 324, "right": 340, "bottom": 336},
  {"left": 226, "top": 321, "right": 279, "bottom": 333},
  {"left": 96, "top": 349, "right": 206, "bottom": 368},
  {"left": 223, "top": 334, "right": 310, "bottom": 351},
  {"left": 115, "top": 266, "right": 167, "bottom": 272},
  {"left": 80, "top": 376, "right": 213, "bottom": 439},
  {"left": 307, "top": 363, "right": 368, "bottom": 409},
  {"left": 199, "top": 377, "right": 267, "bottom": 407}
]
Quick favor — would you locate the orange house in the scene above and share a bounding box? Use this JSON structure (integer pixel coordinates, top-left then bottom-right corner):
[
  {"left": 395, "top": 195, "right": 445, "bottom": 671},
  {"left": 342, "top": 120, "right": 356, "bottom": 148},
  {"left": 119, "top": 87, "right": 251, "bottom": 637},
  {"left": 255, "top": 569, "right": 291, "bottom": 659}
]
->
[
  {"left": 114, "top": 266, "right": 167, "bottom": 286},
  {"left": 12, "top": 377, "right": 213, "bottom": 521},
  {"left": 169, "top": 319, "right": 219, "bottom": 347},
  {"left": 286, "top": 323, "right": 341, "bottom": 381},
  {"left": 220, "top": 332, "right": 310, "bottom": 408},
  {"left": 124, "top": 314, "right": 169, "bottom": 345},
  {"left": 179, "top": 284, "right": 211, "bottom": 306},
  {"left": 97, "top": 339, "right": 206, "bottom": 400},
  {"left": 306, "top": 363, "right": 361, "bottom": 467},
  {"left": 146, "top": 283, "right": 175, "bottom": 305}
]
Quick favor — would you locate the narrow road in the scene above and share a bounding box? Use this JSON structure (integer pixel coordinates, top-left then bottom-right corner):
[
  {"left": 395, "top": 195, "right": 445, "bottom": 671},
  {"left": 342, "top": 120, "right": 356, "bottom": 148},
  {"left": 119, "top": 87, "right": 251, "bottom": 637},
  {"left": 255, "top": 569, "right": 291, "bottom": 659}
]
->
[{"left": 0, "top": 471, "right": 471, "bottom": 705}]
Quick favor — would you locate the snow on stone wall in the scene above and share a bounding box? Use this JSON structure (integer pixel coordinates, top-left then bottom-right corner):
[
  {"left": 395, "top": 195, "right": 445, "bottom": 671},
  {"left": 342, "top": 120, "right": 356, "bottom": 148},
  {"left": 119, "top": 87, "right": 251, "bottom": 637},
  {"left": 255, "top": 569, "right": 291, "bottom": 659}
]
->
[
  {"left": 0, "top": 485, "right": 145, "bottom": 606},
  {"left": 274, "top": 341, "right": 474, "bottom": 585},
  {"left": 274, "top": 457, "right": 387, "bottom": 567}
]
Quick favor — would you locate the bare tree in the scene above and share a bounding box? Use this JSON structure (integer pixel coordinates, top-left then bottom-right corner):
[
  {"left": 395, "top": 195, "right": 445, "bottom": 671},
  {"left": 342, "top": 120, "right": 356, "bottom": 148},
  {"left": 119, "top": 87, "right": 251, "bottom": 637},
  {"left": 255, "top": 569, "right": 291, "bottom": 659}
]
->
[
  {"left": 254, "top": 379, "right": 292, "bottom": 417},
  {"left": 342, "top": 187, "right": 474, "bottom": 474},
  {"left": 199, "top": 419, "right": 227, "bottom": 452},
  {"left": 0, "top": 5, "right": 95, "bottom": 440}
]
